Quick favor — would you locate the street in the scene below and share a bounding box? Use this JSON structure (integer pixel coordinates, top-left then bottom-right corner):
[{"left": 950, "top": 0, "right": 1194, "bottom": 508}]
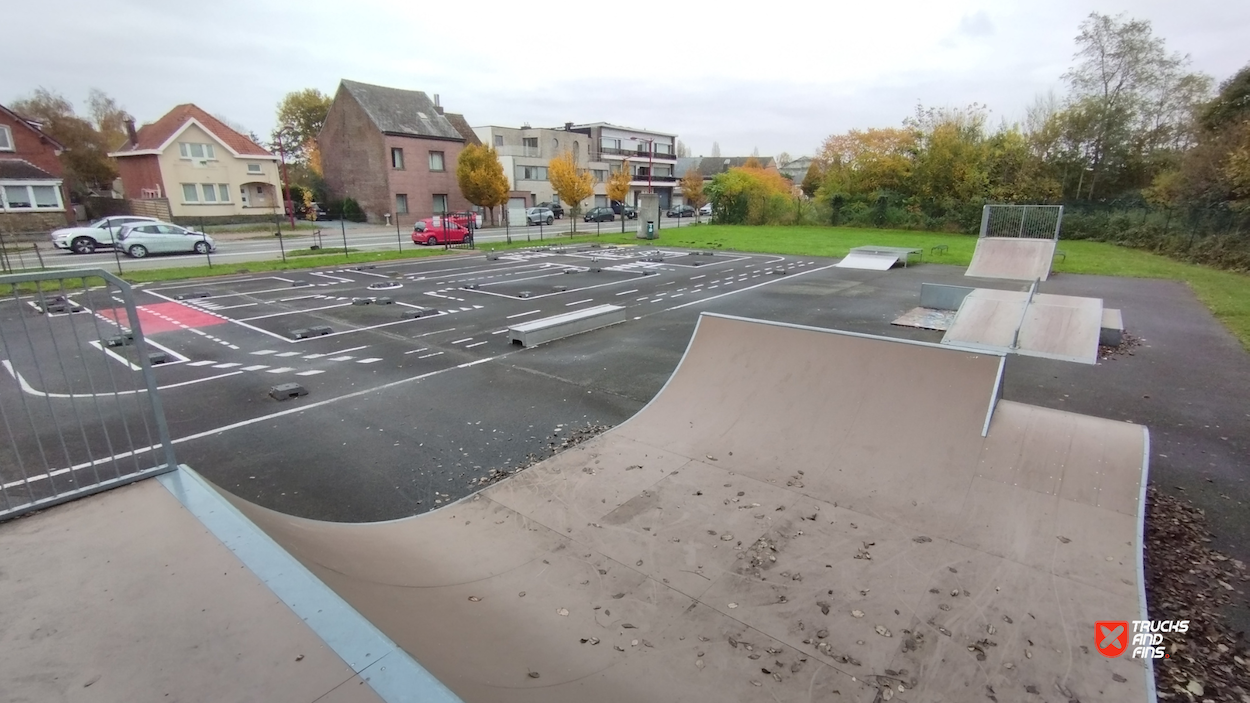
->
[{"left": 12, "top": 216, "right": 703, "bottom": 272}]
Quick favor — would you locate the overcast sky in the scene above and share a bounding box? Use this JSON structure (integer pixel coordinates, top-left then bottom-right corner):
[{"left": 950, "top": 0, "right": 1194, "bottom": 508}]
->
[{"left": 5, "top": 0, "right": 1248, "bottom": 159}]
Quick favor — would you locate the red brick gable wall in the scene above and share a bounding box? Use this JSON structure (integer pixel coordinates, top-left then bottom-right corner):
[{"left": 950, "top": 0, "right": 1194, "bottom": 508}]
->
[{"left": 318, "top": 89, "right": 388, "bottom": 221}]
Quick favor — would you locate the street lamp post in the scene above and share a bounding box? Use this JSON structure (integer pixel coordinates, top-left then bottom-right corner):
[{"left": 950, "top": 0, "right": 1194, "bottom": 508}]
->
[{"left": 273, "top": 127, "right": 296, "bottom": 227}]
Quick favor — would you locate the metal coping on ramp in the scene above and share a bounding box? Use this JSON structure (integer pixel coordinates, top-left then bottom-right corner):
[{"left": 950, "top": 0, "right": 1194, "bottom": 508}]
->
[
  {"left": 835, "top": 246, "right": 922, "bottom": 270},
  {"left": 158, "top": 468, "right": 463, "bottom": 703},
  {"left": 507, "top": 304, "right": 625, "bottom": 347},
  {"left": 200, "top": 313, "right": 1150, "bottom": 703}
]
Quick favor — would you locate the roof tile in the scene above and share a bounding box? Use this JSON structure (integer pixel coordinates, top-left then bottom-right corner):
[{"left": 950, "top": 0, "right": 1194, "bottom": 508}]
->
[{"left": 114, "top": 104, "right": 271, "bottom": 157}]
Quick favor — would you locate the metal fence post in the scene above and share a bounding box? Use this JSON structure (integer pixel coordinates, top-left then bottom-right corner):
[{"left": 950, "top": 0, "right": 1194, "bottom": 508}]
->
[
  {"left": 107, "top": 223, "right": 124, "bottom": 275},
  {"left": 340, "top": 216, "right": 349, "bottom": 257}
]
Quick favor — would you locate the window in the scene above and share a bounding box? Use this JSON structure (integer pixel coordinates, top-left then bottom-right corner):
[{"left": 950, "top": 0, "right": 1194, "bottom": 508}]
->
[
  {"left": 522, "top": 137, "right": 538, "bottom": 149},
  {"left": 0, "top": 125, "right": 12, "bottom": 151},
  {"left": 600, "top": 137, "right": 620, "bottom": 150},
  {"left": 515, "top": 165, "right": 548, "bottom": 181},
  {"left": 391, "top": 148, "right": 404, "bottom": 170},
  {"left": 494, "top": 135, "right": 503, "bottom": 146},
  {"left": 178, "top": 142, "right": 217, "bottom": 160},
  {"left": 428, "top": 151, "right": 445, "bottom": 171},
  {"left": 593, "top": 169, "right": 607, "bottom": 182},
  {"left": 247, "top": 163, "right": 263, "bottom": 174},
  {"left": 395, "top": 194, "right": 409, "bottom": 215},
  {"left": 432, "top": 194, "right": 448, "bottom": 213},
  {"left": 180, "top": 183, "right": 229, "bottom": 203},
  {"left": 2, "top": 185, "right": 32, "bottom": 208},
  {"left": 31, "top": 186, "right": 59, "bottom": 208},
  {"left": 654, "top": 142, "right": 673, "bottom": 155}
]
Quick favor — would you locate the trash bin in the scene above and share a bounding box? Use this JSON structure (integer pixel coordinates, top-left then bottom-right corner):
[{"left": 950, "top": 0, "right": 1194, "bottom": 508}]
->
[{"left": 646, "top": 221, "right": 655, "bottom": 239}]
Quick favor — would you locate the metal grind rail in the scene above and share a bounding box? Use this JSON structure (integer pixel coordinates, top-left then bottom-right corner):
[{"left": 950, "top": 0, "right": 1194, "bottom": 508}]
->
[{"left": 0, "top": 268, "right": 178, "bottom": 521}]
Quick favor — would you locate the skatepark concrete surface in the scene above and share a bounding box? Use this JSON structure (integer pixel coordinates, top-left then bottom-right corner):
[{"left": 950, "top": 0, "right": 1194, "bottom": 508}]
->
[
  {"left": 1, "top": 313, "right": 1152, "bottom": 703},
  {"left": 965, "top": 237, "right": 1057, "bottom": 282}
]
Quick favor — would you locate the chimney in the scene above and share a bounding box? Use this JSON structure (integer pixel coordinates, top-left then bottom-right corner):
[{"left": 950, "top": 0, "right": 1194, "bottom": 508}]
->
[
  {"left": 433, "top": 94, "right": 443, "bottom": 115},
  {"left": 125, "top": 117, "right": 138, "bottom": 145},
  {"left": 564, "top": 122, "right": 573, "bottom": 131}
]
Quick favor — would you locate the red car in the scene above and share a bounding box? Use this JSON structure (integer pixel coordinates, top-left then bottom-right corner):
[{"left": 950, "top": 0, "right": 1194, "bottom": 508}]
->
[
  {"left": 414, "top": 212, "right": 482, "bottom": 232},
  {"left": 412, "top": 222, "right": 473, "bottom": 246}
]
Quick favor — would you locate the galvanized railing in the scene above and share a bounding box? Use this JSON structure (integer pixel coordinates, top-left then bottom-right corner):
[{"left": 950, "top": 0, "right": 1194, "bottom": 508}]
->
[
  {"left": 0, "top": 268, "right": 178, "bottom": 521},
  {"left": 979, "top": 204, "right": 1064, "bottom": 240}
]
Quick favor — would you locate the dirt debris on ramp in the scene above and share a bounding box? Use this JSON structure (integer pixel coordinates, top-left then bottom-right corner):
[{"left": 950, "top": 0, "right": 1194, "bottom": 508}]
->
[{"left": 217, "top": 313, "right": 1151, "bottom": 702}]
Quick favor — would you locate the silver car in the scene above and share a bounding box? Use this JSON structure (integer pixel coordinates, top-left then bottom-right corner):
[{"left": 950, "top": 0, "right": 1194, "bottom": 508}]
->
[
  {"left": 116, "top": 222, "right": 217, "bottom": 258},
  {"left": 526, "top": 207, "right": 555, "bottom": 225}
]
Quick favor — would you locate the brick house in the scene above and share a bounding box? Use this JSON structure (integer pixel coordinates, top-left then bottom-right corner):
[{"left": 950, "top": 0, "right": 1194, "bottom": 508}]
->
[
  {"left": 319, "top": 80, "right": 476, "bottom": 225},
  {"left": 0, "top": 103, "right": 71, "bottom": 234},
  {"left": 109, "top": 104, "right": 282, "bottom": 224}
]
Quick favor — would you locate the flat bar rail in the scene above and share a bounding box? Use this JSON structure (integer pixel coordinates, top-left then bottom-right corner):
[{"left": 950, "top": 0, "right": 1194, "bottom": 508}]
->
[{"left": 0, "top": 268, "right": 178, "bottom": 521}]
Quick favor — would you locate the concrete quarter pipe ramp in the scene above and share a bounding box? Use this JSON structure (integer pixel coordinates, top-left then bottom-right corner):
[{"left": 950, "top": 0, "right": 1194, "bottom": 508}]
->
[
  {"left": 966, "top": 237, "right": 1057, "bottom": 282},
  {"left": 218, "top": 314, "right": 1151, "bottom": 702}
]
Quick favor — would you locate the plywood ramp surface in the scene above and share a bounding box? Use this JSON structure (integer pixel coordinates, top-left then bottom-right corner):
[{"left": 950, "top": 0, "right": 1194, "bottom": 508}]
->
[
  {"left": 221, "top": 315, "right": 1151, "bottom": 703},
  {"left": 943, "top": 290, "right": 1103, "bottom": 364},
  {"left": 966, "top": 237, "right": 1056, "bottom": 281}
]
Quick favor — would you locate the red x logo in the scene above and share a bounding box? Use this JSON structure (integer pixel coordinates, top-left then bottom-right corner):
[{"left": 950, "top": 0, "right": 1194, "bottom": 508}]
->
[{"left": 1096, "top": 621, "right": 1129, "bottom": 657}]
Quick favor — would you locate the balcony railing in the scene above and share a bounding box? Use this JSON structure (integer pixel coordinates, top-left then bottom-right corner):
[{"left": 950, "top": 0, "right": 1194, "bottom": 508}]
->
[
  {"left": 631, "top": 175, "right": 678, "bottom": 183},
  {"left": 593, "top": 148, "right": 677, "bottom": 161}
]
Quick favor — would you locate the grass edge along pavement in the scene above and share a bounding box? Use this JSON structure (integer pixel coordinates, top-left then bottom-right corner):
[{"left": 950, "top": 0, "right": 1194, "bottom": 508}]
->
[{"left": 2, "top": 224, "right": 1248, "bottom": 351}]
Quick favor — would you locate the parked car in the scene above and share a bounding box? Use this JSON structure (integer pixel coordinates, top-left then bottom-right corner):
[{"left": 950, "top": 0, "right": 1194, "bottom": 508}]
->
[
  {"left": 621, "top": 205, "right": 638, "bottom": 219},
  {"left": 412, "top": 221, "right": 472, "bottom": 246},
  {"left": 698, "top": 203, "right": 712, "bottom": 216},
  {"left": 116, "top": 222, "right": 216, "bottom": 258},
  {"left": 50, "top": 216, "right": 161, "bottom": 254},
  {"left": 667, "top": 204, "right": 696, "bottom": 218},
  {"left": 526, "top": 207, "right": 555, "bottom": 225},
  {"left": 583, "top": 207, "right": 615, "bottom": 223},
  {"left": 537, "top": 202, "right": 564, "bottom": 219},
  {"left": 414, "top": 212, "right": 482, "bottom": 232}
]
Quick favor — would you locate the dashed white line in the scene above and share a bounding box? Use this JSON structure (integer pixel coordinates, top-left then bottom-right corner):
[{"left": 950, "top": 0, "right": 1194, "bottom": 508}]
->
[
  {"left": 451, "top": 337, "right": 473, "bottom": 344},
  {"left": 417, "top": 352, "right": 444, "bottom": 359},
  {"left": 212, "top": 362, "right": 242, "bottom": 369},
  {"left": 187, "top": 360, "right": 217, "bottom": 367},
  {"left": 565, "top": 299, "right": 593, "bottom": 306},
  {"left": 357, "top": 358, "right": 383, "bottom": 364},
  {"left": 266, "top": 367, "right": 295, "bottom": 373},
  {"left": 506, "top": 310, "right": 541, "bottom": 319},
  {"left": 491, "top": 329, "right": 508, "bottom": 335},
  {"left": 615, "top": 289, "right": 639, "bottom": 296},
  {"left": 690, "top": 275, "right": 706, "bottom": 280},
  {"left": 274, "top": 351, "right": 301, "bottom": 358},
  {"left": 328, "top": 355, "right": 355, "bottom": 362},
  {"left": 465, "top": 341, "right": 488, "bottom": 349},
  {"left": 404, "top": 348, "right": 429, "bottom": 355},
  {"left": 296, "top": 370, "right": 326, "bottom": 376},
  {"left": 241, "top": 365, "right": 270, "bottom": 372}
]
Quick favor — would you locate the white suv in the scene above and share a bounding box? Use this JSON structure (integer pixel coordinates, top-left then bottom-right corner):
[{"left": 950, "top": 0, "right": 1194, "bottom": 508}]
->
[{"left": 50, "top": 216, "right": 161, "bottom": 254}]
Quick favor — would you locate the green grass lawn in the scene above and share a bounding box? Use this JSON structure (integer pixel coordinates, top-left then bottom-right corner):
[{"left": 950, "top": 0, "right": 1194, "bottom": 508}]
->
[{"left": 4, "top": 223, "right": 1248, "bottom": 350}]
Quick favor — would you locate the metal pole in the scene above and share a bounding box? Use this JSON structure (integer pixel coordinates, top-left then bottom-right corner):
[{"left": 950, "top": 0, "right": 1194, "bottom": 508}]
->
[
  {"left": 0, "top": 230, "right": 10, "bottom": 272},
  {"left": 396, "top": 212, "right": 403, "bottom": 251},
  {"left": 32, "top": 242, "right": 45, "bottom": 269},
  {"left": 276, "top": 224, "right": 287, "bottom": 262},
  {"left": 107, "top": 223, "right": 124, "bottom": 275},
  {"left": 200, "top": 218, "right": 212, "bottom": 268},
  {"left": 340, "top": 213, "right": 349, "bottom": 257},
  {"left": 277, "top": 131, "right": 296, "bottom": 227},
  {"left": 979, "top": 205, "right": 991, "bottom": 238}
]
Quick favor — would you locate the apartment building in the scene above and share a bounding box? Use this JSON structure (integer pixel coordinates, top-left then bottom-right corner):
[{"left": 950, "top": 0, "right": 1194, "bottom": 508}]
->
[
  {"left": 569, "top": 123, "right": 678, "bottom": 209},
  {"left": 471, "top": 123, "right": 604, "bottom": 213}
]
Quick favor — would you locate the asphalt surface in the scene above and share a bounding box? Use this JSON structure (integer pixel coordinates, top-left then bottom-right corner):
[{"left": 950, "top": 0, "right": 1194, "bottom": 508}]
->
[
  {"left": 21, "top": 216, "right": 700, "bottom": 272},
  {"left": 3, "top": 242, "right": 1248, "bottom": 630}
]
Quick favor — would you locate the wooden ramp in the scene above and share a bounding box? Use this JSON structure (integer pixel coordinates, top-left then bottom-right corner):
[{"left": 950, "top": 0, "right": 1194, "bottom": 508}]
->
[
  {"left": 966, "top": 237, "right": 1056, "bottom": 282},
  {"left": 942, "top": 288, "right": 1104, "bottom": 364},
  {"left": 214, "top": 314, "right": 1151, "bottom": 703}
]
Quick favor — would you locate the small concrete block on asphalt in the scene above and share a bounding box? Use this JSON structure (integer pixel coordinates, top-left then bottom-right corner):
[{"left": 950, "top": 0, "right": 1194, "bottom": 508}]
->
[
  {"left": 290, "top": 328, "right": 311, "bottom": 339},
  {"left": 485, "top": 253, "right": 499, "bottom": 261},
  {"left": 462, "top": 284, "right": 479, "bottom": 289},
  {"left": 401, "top": 308, "right": 438, "bottom": 319},
  {"left": 519, "top": 291, "right": 531, "bottom": 298},
  {"left": 291, "top": 280, "right": 312, "bottom": 287},
  {"left": 176, "top": 291, "right": 211, "bottom": 300},
  {"left": 104, "top": 333, "right": 135, "bottom": 347},
  {"left": 374, "top": 297, "right": 394, "bottom": 305},
  {"left": 269, "top": 383, "right": 308, "bottom": 401},
  {"left": 351, "top": 298, "right": 373, "bottom": 306},
  {"left": 309, "top": 326, "right": 332, "bottom": 336},
  {"left": 147, "top": 352, "right": 168, "bottom": 365},
  {"left": 698, "top": 251, "right": 715, "bottom": 256},
  {"left": 553, "top": 286, "right": 568, "bottom": 292},
  {"left": 367, "top": 281, "right": 401, "bottom": 290}
]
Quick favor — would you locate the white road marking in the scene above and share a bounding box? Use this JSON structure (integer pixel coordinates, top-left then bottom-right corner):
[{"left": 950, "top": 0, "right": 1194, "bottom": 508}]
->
[
  {"left": 296, "top": 370, "right": 326, "bottom": 376},
  {"left": 404, "top": 348, "right": 428, "bottom": 355},
  {"left": 241, "top": 365, "right": 269, "bottom": 371},
  {"left": 505, "top": 310, "right": 541, "bottom": 319},
  {"left": 565, "top": 299, "right": 593, "bottom": 306},
  {"left": 491, "top": 329, "right": 508, "bottom": 335},
  {"left": 187, "top": 360, "right": 217, "bottom": 367},
  {"left": 328, "top": 355, "right": 354, "bottom": 362},
  {"left": 357, "top": 358, "right": 383, "bottom": 364},
  {"left": 690, "top": 275, "right": 706, "bottom": 280},
  {"left": 417, "top": 351, "right": 444, "bottom": 359},
  {"left": 615, "top": 289, "right": 639, "bottom": 296},
  {"left": 212, "top": 362, "right": 242, "bottom": 369},
  {"left": 274, "top": 351, "right": 301, "bottom": 357},
  {"left": 451, "top": 337, "right": 473, "bottom": 344},
  {"left": 465, "top": 341, "right": 488, "bottom": 349},
  {"left": 266, "top": 367, "right": 295, "bottom": 373}
]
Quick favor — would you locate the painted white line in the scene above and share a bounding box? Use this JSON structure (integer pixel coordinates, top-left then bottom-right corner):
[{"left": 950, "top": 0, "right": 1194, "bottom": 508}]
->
[
  {"left": 187, "top": 360, "right": 217, "bottom": 367},
  {"left": 491, "top": 329, "right": 508, "bottom": 335},
  {"left": 451, "top": 337, "right": 473, "bottom": 344},
  {"left": 295, "top": 370, "right": 326, "bottom": 376},
  {"left": 664, "top": 264, "right": 839, "bottom": 312},
  {"left": 417, "top": 352, "right": 444, "bottom": 359},
  {"left": 237, "top": 302, "right": 351, "bottom": 321},
  {"left": 357, "top": 358, "right": 383, "bottom": 364},
  {"left": 278, "top": 294, "right": 322, "bottom": 302},
  {"left": 615, "top": 289, "right": 639, "bottom": 296},
  {"left": 2, "top": 360, "right": 242, "bottom": 399},
  {"left": 403, "top": 348, "right": 428, "bottom": 355},
  {"left": 333, "top": 345, "right": 371, "bottom": 355},
  {"left": 506, "top": 310, "right": 541, "bottom": 319},
  {"left": 636, "top": 296, "right": 649, "bottom": 301},
  {"left": 274, "top": 351, "right": 302, "bottom": 358},
  {"left": 241, "top": 364, "right": 270, "bottom": 371},
  {"left": 690, "top": 275, "right": 706, "bottom": 280},
  {"left": 565, "top": 299, "right": 593, "bottom": 306},
  {"left": 328, "top": 355, "right": 355, "bottom": 362},
  {"left": 87, "top": 340, "right": 143, "bottom": 371},
  {"left": 266, "top": 367, "right": 295, "bottom": 374},
  {"left": 302, "top": 354, "right": 327, "bottom": 359},
  {"left": 210, "top": 302, "right": 260, "bottom": 311},
  {"left": 465, "top": 341, "right": 488, "bottom": 349},
  {"left": 212, "top": 362, "right": 242, "bottom": 369}
]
